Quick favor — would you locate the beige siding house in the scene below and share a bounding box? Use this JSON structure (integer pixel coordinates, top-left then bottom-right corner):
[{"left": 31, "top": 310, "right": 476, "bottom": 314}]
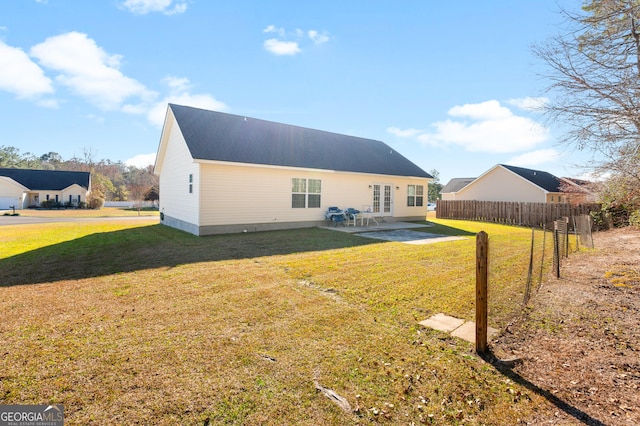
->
[
  {"left": 440, "top": 178, "right": 475, "bottom": 201},
  {"left": 443, "top": 164, "right": 578, "bottom": 203},
  {"left": 154, "top": 104, "right": 432, "bottom": 236},
  {"left": 0, "top": 168, "right": 91, "bottom": 210}
]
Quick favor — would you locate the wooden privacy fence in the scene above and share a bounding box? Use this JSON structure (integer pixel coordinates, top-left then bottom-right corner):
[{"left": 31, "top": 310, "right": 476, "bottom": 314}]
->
[{"left": 436, "top": 200, "right": 601, "bottom": 229}]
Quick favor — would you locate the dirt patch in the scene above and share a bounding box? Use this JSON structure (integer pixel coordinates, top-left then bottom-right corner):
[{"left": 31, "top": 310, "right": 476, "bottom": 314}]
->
[{"left": 493, "top": 227, "right": 640, "bottom": 425}]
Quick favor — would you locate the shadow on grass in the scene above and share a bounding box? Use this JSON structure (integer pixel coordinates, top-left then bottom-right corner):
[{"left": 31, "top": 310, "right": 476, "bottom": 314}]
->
[
  {"left": 1, "top": 224, "right": 377, "bottom": 287},
  {"left": 481, "top": 351, "right": 607, "bottom": 426},
  {"left": 418, "top": 221, "right": 477, "bottom": 237}
]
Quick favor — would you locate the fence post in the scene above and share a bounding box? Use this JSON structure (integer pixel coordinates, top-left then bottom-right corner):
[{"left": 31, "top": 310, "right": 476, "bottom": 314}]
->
[
  {"left": 553, "top": 223, "right": 560, "bottom": 278},
  {"left": 523, "top": 228, "right": 534, "bottom": 306},
  {"left": 476, "top": 231, "right": 489, "bottom": 354},
  {"left": 565, "top": 217, "right": 570, "bottom": 257}
]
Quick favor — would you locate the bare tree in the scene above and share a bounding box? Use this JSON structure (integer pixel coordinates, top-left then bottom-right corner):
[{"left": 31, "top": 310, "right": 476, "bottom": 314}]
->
[{"left": 534, "top": 0, "right": 640, "bottom": 210}]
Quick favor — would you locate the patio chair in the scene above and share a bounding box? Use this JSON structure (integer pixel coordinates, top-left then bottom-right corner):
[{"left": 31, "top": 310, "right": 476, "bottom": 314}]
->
[
  {"left": 344, "top": 208, "right": 360, "bottom": 226},
  {"left": 324, "top": 207, "right": 345, "bottom": 226}
]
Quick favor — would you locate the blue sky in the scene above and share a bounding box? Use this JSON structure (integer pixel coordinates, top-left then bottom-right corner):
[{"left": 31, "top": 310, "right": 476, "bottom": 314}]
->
[{"left": 1, "top": 0, "right": 584, "bottom": 184}]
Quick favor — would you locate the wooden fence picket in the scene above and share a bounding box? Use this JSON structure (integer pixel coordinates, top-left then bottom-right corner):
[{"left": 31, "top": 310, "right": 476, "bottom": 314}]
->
[{"left": 436, "top": 200, "right": 600, "bottom": 229}]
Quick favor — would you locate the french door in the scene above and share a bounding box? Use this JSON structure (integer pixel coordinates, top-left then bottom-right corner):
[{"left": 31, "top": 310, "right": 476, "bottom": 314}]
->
[{"left": 372, "top": 184, "right": 393, "bottom": 216}]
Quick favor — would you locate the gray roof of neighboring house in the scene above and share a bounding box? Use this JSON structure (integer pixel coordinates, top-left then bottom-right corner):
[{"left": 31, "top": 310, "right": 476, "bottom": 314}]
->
[
  {"left": 441, "top": 177, "right": 476, "bottom": 193},
  {"left": 169, "top": 104, "right": 432, "bottom": 178},
  {"left": 0, "top": 168, "right": 90, "bottom": 191},
  {"left": 500, "top": 164, "right": 562, "bottom": 193}
]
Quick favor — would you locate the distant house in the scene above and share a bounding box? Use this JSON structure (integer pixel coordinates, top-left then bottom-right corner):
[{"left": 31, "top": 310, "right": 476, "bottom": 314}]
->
[
  {"left": 442, "top": 164, "right": 595, "bottom": 204},
  {"left": 154, "top": 104, "right": 432, "bottom": 236},
  {"left": 558, "top": 177, "right": 598, "bottom": 204},
  {"left": 0, "top": 168, "right": 91, "bottom": 210},
  {"left": 440, "top": 178, "right": 476, "bottom": 200}
]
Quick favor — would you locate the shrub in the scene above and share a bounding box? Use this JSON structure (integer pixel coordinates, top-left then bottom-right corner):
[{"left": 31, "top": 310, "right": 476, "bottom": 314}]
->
[
  {"left": 629, "top": 210, "right": 640, "bottom": 229},
  {"left": 40, "top": 200, "right": 63, "bottom": 209},
  {"left": 88, "top": 196, "right": 105, "bottom": 210}
]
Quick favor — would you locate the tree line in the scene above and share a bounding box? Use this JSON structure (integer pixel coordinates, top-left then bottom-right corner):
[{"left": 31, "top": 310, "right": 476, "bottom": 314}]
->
[{"left": 0, "top": 145, "right": 159, "bottom": 207}]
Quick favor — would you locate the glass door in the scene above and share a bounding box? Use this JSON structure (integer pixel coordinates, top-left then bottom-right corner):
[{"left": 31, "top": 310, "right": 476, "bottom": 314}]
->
[{"left": 372, "top": 184, "right": 393, "bottom": 216}]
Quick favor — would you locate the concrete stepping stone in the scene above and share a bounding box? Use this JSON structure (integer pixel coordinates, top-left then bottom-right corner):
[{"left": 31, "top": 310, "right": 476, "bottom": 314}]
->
[
  {"left": 419, "top": 313, "right": 499, "bottom": 344},
  {"left": 418, "top": 313, "right": 464, "bottom": 332}
]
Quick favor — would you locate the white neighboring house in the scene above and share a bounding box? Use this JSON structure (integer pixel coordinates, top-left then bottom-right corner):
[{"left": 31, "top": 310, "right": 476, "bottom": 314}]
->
[
  {"left": 154, "top": 104, "right": 433, "bottom": 236},
  {"left": 441, "top": 164, "right": 592, "bottom": 203},
  {"left": 0, "top": 168, "right": 91, "bottom": 210}
]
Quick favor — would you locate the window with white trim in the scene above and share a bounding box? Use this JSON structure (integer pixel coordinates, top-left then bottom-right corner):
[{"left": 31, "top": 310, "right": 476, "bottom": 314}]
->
[
  {"left": 292, "top": 178, "right": 321, "bottom": 208},
  {"left": 407, "top": 184, "right": 424, "bottom": 207},
  {"left": 189, "top": 174, "right": 193, "bottom": 193}
]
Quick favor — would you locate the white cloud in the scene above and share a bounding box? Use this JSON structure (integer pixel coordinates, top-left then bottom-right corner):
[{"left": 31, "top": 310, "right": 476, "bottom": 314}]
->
[
  {"left": 262, "top": 25, "right": 330, "bottom": 55},
  {"left": 389, "top": 100, "right": 549, "bottom": 154},
  {"left": 121, "top": 0, "right": 187, "bottom": 15},
  {"left": 387, "top": 127, "right": 423, "bottom": 138},
  {"left": 448, "top": 100, "right": 512, "bottom": 120},
  {"left": 507, "top": 96, "right": 548, "bottom": 112},
  {"left": 30, "top": 32, "right": 154, "bottom": 110},
  {"left": 263, "top": 25, "right": 286, "bottom": 37},
  {"left": 125, "top": 153, "right": 157, "bottom": 168},
  {"left": 507, "top": 149, "right": 561, "bottom": 167},
  {"left": 164, "top": 76, "right": 190, "bottom": 92},
  {"left": 308, "top": 30, "right": 330, "bottom": 45},
  {"left": 146, "top": 76, "right": 228, "bottom": 127},
  {"left": 264, "top": 39, "right": 301, "bottom": 56},
  {"left": 0, "top": 40, "right": 53, "bottom": 98}
]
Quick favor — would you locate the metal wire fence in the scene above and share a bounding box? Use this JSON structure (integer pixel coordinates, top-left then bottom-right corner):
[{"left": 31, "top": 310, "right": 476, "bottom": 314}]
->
[{"left": 485, "top": 215, "right": 594, "bottom": 331}]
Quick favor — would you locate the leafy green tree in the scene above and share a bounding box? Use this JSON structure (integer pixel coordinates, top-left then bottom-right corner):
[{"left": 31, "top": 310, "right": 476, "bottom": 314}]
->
[
  {"left": 39, "top": 152, "right": 64, "bottom": 169},
  {"left": 534, "top": 0, "right": 640, "bottom": 217},
  {"left": 428, "top": 169, "right": 443, "bottom": 202},
  {"left": 0, "top": 146, "right": 25, "bottom": 168},
  {"left": 90, "top": 172, "right": 116, "bottom": 200}
]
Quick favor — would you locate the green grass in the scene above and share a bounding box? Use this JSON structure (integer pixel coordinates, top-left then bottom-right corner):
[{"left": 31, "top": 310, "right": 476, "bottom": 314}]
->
[{"left": 0, "top": 218, "right": 557, "bottom": 424}]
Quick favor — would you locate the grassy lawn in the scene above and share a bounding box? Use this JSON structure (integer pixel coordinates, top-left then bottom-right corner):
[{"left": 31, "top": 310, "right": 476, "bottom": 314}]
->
[
  {"left": 1, "top": 206, "right": 159, "bottom": 218},
  {"left": 0, "top": 218, "right": 553, "bottom": 425}
]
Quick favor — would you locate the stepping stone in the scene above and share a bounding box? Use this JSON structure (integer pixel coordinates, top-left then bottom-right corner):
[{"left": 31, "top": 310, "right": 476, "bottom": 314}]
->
[
  {"left": 419, "top": 313, "right": 464, "bottom": 332},
  {"left": 450, "top": 322, "right": 499, "bottom": 344},
  {"left": 419, "top": 313, "right": 500, "bottom": 344}
]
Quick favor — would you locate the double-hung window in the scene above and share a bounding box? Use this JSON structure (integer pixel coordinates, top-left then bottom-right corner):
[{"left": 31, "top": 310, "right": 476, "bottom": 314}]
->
[
  {"left": 292, "top": 178, "right": 321, "bottom": 208},
  {"left": 407, "top": 184, "right": 424, "bottom": 207}
]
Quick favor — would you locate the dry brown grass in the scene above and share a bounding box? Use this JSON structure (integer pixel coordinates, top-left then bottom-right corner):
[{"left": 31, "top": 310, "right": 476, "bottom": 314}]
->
[
  {"left": 0, "top": 219, "right": 554, "bottom": 425},
  {"left": 2, "top": 206, "right": 159, "bottom": 218}
]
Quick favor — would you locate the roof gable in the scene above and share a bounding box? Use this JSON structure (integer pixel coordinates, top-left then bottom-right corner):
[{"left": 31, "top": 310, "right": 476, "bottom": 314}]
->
[
  {"left": 0, "top": 168, "right": 91, "bottom": 191},
  {"left": 499, "top": 164, "right": 561, "bottom": 193},
  {"left": 168, "top": 104, "right": 431, "bottom": 178},
  {"left": 0, "top": 176, "right": 29, "bottom": 191},
  {"left": 441, "top": 177, "right": 475, "bottom": 193}
]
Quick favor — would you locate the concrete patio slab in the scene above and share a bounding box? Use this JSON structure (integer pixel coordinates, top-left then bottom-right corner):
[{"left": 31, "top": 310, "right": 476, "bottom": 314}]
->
[
  {"left": 358, "top": 230, "right": 467, "bottom": 244},
  {"left": 319, "top": 221, "right": 432, "bottom": 234},
  {"left": 320, "top": 222, "right": 468, "bottom": 245}
]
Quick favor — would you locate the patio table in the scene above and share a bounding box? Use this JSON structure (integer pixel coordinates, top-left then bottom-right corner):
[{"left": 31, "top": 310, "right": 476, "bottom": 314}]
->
[{"left": 358, "top": 210, "right": 379, "bottom": 226}]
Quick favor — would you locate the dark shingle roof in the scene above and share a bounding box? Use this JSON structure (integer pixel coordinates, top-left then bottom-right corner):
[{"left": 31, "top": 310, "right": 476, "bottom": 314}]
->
[
  {"left": 169, "top": 104, "right": 431, "bottom": 178},
  {"left": 500, "top": 164, "right": 561, "bottom": 192},
  {"left": 441, "top": 177, "right": 475, "bottom": 193},
  {"left": 0, "top": 168, "right": 90, "bottom": 190}
]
